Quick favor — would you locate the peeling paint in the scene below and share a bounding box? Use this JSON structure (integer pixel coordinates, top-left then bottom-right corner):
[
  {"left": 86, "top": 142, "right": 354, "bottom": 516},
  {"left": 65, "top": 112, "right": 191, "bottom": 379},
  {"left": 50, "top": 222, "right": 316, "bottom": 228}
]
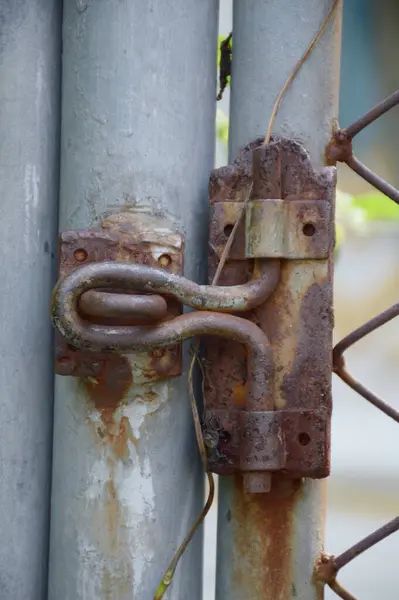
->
[{"left": 77, "top": 380, "right": 170, "bottom": 596}]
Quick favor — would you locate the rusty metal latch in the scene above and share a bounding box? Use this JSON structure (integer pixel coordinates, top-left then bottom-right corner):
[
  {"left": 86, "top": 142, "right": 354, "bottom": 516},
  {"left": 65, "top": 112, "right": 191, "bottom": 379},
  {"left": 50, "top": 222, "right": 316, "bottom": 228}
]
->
[{"left": 51, "top": 137, "right": 335, "bottom": 494}]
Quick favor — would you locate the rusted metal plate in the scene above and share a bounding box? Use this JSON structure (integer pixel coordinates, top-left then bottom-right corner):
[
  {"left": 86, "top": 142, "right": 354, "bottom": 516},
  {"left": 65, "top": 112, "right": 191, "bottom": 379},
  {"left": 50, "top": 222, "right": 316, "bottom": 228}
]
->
[
  {"left": 204, "top": 137, "right": 335, "bottom": 479},
  {"left": 203, "top": 408, "right": 329, "bottom": 478},
  {"left": 210, "top": 198, "right": 333, "bottom": 260},
  {"left": 55, "top": 207, "right": 184, "bottom": 382},
  {"left": 246, "top": 199, "right": 332, "bottom": 259}
]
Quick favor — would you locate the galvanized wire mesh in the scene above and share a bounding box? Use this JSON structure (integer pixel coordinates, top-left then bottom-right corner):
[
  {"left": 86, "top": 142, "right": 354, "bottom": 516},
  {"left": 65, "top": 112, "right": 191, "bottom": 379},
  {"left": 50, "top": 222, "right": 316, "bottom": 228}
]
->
[{"left": 315, "top": 90, "right": 399, "bottom": 599}]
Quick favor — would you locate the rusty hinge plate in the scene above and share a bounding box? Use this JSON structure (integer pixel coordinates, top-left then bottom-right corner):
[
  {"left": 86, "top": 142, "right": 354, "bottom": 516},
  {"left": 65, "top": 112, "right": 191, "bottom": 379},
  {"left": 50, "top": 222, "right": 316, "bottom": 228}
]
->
[
  {"left": 204, "top": 137, "right": 335, "bottom": 480},
  {"left": 55, "top": 207, "right": 184, "bottom": 382},
  {"left": 203, "top": 408, "right": 329, "bottom": 478}
]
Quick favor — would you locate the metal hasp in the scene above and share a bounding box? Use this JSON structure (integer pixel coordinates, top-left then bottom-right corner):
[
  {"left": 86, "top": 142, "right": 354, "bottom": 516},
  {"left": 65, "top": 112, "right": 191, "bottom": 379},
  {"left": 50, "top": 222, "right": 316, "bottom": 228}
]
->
[
  {"left": 52, "top": 137, "right": 335, "bottom": 495},
  {"left": 54, "top": 208, "right": 185, "bottom": 383},
  {"left": 204, "top": 137, "right": 336, "bottom": 485}
]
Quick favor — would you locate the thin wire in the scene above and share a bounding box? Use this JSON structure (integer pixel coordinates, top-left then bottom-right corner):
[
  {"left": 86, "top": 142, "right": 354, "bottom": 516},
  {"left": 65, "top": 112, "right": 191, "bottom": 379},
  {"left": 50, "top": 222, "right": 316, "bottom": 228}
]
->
[
  {"left": 264, "top": 0, "right": 340, "bottom": 145},
  {"left": 154, "top": 2, "right": 341, "bottom": 596},
  {"left": 212, "top": 182, "right": 253, "bottom": 286},
  {"left": 153, "top": 352, "right": 213, "bottom": 600}
]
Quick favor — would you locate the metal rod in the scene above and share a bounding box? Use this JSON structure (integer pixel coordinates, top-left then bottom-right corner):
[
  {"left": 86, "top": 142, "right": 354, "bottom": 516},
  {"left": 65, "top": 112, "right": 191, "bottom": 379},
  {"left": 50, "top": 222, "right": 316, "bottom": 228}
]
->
[
  {"left": 53, "top": 304, "right": 273, "bottom": 404},
  {"left": 55, "top": 259, "right": 280, "bottom": 314},
  {"left": 48, "top": 1, "right": 219, "bottom": 598},
  {"left": 0, "top": 2, "right": 61, "bottom": 598},
  {"left": 344, "top": 89, "right": 399, "bottom": 139},
  {"left": 218, "top": 1, "right": 342, "bottom": 599},
  {"left": 333, "top": 302, "right": 399, "bottom": 422},
  {"left": 315, "top": 517, "right": 399, "bottom": 598},
  {"left": 79, "top": 290, "right": 168, "bottom": 322},
  {"left": 334, "top": 366, "right": 399, "bottom": 423},
  {"left": 333, "top": 302, "right": 399, "bottom": 357},
  {"left": 329, "top": 580, "right": 358, "bottom": 600},
  {"left": 346, "top": 155, "right": 399, "bottom": 204},
  {"left": 334, "top": 515, "right": 399, "bottom": 571}
]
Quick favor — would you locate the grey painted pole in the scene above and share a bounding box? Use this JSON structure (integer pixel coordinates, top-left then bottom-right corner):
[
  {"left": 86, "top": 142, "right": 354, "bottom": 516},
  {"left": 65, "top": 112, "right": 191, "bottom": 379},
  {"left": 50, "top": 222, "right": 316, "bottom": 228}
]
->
[
  {"left": 48, "top": 2, "right": 218, "bottom": 599},
  {"left": 216, "top": 2, "right": 342, "bottom": 599},
  {"left": 0, "top": 2, "right": 61, "bottom": 599}
]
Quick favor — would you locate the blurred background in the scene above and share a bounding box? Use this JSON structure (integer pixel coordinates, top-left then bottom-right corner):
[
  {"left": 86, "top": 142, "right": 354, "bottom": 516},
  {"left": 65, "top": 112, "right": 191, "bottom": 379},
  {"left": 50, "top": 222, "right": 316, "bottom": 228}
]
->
[{"left": 204, "top": 1, "right": 399, "bottom": 598}]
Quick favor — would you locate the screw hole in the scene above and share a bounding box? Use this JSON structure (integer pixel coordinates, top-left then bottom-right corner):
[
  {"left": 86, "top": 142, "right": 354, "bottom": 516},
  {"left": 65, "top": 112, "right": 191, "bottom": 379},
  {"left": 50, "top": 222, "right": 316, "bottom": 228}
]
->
[
  {"left": 74, "top": 248, "right": 88, "bottom": 262},
  {"left": 220, "top": 430, "right": 231, "bottom": 444},
  {"left": 158, "top": 254, "right": 172, "bottom": 267},
  {"left": 298, "top": 432, "right": 311, "bottom": 446},
  {"left": 224, "top": 224, "right": 234, "bottom": 237},
  {"left": 303, "top": 223, "right": 316, "bottom": 237}
]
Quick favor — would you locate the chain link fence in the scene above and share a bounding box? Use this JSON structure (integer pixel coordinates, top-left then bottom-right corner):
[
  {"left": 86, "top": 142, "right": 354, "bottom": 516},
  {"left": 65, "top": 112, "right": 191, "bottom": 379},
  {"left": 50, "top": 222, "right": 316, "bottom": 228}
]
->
[{"left": 315, "top": 90, "right": 399, "bottom": 600}]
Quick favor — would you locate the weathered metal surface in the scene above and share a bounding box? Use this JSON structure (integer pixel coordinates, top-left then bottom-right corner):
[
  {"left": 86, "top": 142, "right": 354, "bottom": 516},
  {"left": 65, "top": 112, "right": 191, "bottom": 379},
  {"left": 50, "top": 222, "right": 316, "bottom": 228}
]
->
[
  {"left": 215, "top": 3, "right": 342, "bottom": 598},
  {"left": 246, "top": 199, "right": 332, "bottom": 259},
  {"left": 79, "top": 290, "right": 168, "bottom": 322},
  {"left": 0, "top": 1, "right": 62, "bottom": 597},
  {"left": 204, "top": 136, "right": 335, "bottom": 479},
  {"left": 49, "top": 1, "right": 218, "bottom": 597},
  {"left": 204, "top": 407, "right": 329, "bottom": 479},
  {"left": 217, "top": 475, "right": 306, "bottom": 599},
  {"left": 55, "top": 208, "right": 183, "bottom": 381}
]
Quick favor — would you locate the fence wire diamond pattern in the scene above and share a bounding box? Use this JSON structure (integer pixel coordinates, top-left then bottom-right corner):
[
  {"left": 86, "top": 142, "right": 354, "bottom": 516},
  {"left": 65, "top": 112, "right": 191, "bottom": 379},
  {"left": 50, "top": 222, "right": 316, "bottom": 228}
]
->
[{"left": 314, "top": 90, "right": 399, "bottom": 600}]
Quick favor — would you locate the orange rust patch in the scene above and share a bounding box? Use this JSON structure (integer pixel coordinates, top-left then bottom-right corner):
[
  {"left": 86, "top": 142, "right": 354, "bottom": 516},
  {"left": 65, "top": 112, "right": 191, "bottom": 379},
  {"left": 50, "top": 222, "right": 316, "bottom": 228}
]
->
[
  {"left": 231, "top": 474, "right": 302, "bottom": 599},
  {"left": 232, "top": 383, "right": 247, "bottom": 407},
  {"left": 83, "top": 354, "right": 133, "bottom": 418}
]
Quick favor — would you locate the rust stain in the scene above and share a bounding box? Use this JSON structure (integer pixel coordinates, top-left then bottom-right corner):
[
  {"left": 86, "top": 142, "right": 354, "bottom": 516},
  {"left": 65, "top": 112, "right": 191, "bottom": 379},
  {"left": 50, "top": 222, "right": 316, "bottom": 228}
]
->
[
  {"left": 81, "top": 351, "right": 139, "bottom": 462},
  {"left": 281, "top": 280, "right": 333, "bottom": 410},
  {"left": 83, "top": 354, "right": 133, "bottom": 414},
  {"left": 99, "top": 458, "right": 134, "bottom": 598},
  {"left": 231, "top": 474, "right": 303, "bottom": 599},
  {"left": 232, "top": 383, "right": 247, "bottom": 407}
]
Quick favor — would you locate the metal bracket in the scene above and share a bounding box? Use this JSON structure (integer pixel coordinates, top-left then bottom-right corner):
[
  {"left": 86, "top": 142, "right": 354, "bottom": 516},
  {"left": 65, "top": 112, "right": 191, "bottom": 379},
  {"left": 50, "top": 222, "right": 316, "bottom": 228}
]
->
[
  {"left": 204, "top": 136, "right": 335, "bottom": 481},
  {"left": 55, "top": 207, "right": 184, "bottom": 382}
]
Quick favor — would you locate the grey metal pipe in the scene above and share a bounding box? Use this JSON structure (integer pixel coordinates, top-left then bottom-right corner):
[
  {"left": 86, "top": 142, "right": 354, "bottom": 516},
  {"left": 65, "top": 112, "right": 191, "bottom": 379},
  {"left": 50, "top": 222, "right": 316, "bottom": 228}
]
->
[
  {"left": 216, "top": 1, "right": 343, "bottom": 599},
  {"left": 48, "top": 2, "right": 218, "bottom": 599},
  {"left": 0, "top": 2, "right": 61, "bottom": 599}
]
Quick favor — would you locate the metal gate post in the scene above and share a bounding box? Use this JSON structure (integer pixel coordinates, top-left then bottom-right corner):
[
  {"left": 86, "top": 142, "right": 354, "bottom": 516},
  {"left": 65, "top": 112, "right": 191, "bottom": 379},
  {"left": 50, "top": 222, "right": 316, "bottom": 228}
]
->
[
  {"left": 215, "top": 2, "right": 342, "bottom": 599},
  {"left": 0, "top": 3, "right": 61, "bottom": 599},
  {"left": 48, "top": 2, "right": 218, "bottom": 599}
]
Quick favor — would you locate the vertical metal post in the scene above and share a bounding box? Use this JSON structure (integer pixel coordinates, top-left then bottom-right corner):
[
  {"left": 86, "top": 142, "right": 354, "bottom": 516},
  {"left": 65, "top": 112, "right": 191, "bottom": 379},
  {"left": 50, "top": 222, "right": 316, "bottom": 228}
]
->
[
  {"left": 216, "top": 2, "right": 342, "bottom": 599},
  {"left": 48, "top": 2, "right": 218, "bottom": 599},
  {"left": 0, "top": 3, "right": 61, "bottom": 599}
]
